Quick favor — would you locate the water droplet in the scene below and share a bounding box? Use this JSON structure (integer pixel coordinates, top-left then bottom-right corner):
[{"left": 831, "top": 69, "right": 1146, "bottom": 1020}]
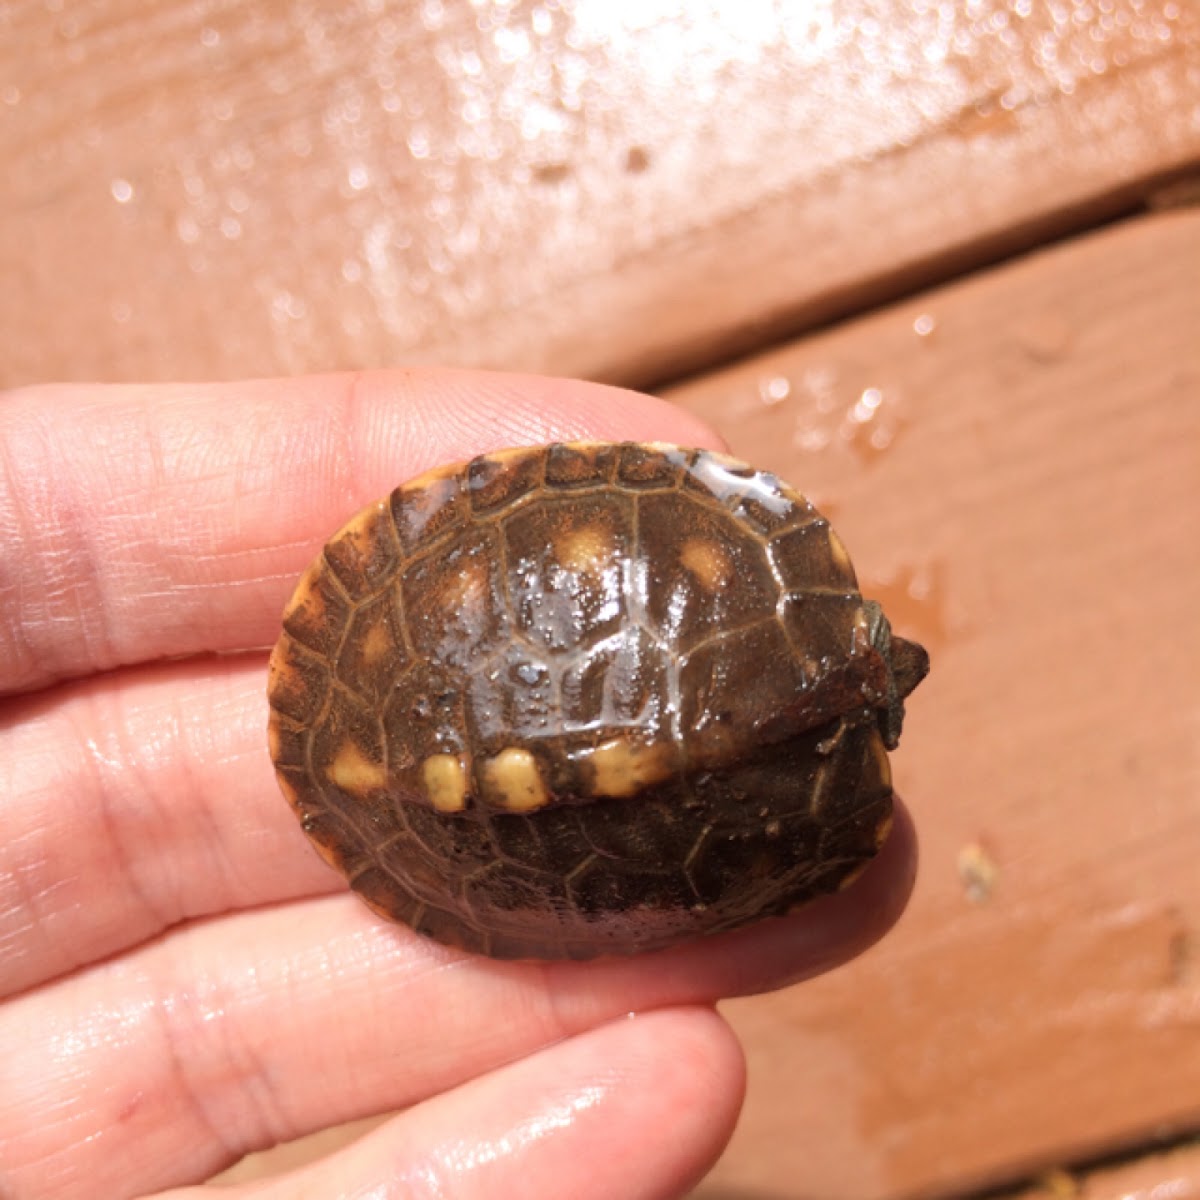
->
[
  {"left": 271, "top": 291, "right": 308, "bottom": 322},
  {"left": 176, "top": 214, "right": 201, "bottom": 244},
  {"left": 347, "top": 164, "right": 371, "bottom": 191},
  {"left": 110, "top": 178, "right": 134, "bottom": 204},
  {"left": 200, "top": 26, "right": 220, "bottom": 47},
  {"left": 913, "top": 312, "right": 938, "bottom": 338},
  {"left": 757, "top": 375, "right": 791, "bottom": 405},
  {"left": 839, "top": 386, "right": 905, "bottom": 460}
]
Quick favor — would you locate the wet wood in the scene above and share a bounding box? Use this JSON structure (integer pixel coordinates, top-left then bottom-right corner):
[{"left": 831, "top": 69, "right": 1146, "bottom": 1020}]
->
[
  {"left": 6, "top": 3, "right": 1200, "bottom": 1195},
  {"left": 2, "top": 2, "right": 1198, "bottom": 388},
  {"left": 673, "top": 209, "right": 1200, "bottom": 1200}
]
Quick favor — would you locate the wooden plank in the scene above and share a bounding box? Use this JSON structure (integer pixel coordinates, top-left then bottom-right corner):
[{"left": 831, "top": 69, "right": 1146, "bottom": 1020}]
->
[
  {"left": 2, "top": 2, "right": 1198, "bottom": 388},
  {"left": 670, "top": 209, "right": 1200, "bottom": 1199},
  {"left": 1004, "top": 1140, "right": 1200, "bottom": 1200}
]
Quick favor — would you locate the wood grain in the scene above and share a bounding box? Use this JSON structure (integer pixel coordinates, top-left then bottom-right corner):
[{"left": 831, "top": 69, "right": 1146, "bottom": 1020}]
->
[
  {"left": 672, "top": 208, "right": 1200, "bottom": 1200},
  {"left": 1002, "top": 1140, "right": 1200, "bottom": 1200},
  {"left": 2, "top": 1, "right": 1198, "bottom": 388}
]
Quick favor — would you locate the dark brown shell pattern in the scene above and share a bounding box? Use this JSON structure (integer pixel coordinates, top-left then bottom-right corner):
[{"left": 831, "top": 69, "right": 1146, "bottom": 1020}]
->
[{"left": 267, "top": 442, "right": 929, "bottom": 960}]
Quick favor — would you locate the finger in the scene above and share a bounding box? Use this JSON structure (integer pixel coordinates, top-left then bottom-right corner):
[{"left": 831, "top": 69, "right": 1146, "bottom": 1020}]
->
[
  {"left": 0, "top": 656, "right": 323, "bottom": 999},
  {"left": 0, "top": 635, "right": 913, "bottom": 995},
  {"left": 155, "top": 1008, "right": 744, "bottom": 1200},
  {"left": 0, "top": 822, "right": 909, "bottom": 1198},
  {"left": 0, "top": 370, "right": 722, "bottom": 695}
]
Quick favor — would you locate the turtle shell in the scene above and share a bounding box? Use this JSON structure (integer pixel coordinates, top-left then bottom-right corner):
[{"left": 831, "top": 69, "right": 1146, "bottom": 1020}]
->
[{"left": 267, "top": 442, "right": 928, "bottom": 960}]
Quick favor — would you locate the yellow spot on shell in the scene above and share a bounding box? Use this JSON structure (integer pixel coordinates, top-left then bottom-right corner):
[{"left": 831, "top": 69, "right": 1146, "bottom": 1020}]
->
[
  {"left": 361, "top": 620, "right": 392, "bottom": 665},
  {"left": 680, "top": 537, "right": 731, "bottom": 591},
  {"left": 481, "top": 747, "right": 549, "bottom": 812},
  {"left": 328, "top": 742, "right": 387, "bottom": 793},
  {"left": 557, "top": 526, "right": 613, "bottom": 574},
  {"left": 585, "top": 739, "right": 677, "bottom": 799},
  {"left": 423, "top": 754, "right": 469, "bottom": 813}
]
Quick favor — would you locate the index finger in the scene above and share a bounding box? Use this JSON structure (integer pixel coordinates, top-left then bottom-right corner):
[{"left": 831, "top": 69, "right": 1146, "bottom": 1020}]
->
[{"left": 0, "top": 370, "right": 723, "bottom": 695}]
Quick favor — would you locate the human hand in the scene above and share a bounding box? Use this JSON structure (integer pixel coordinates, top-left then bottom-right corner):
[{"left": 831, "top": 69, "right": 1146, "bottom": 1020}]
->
[{"left": 0, "top": 370, "right": 915, "bottom": 1199}]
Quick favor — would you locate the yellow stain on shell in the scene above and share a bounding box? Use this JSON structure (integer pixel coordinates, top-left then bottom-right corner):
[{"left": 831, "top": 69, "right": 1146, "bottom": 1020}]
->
[
  {"left": 481, "top": 747, "right": 550, "bottom": 812},
  {"left": 423, "top": 754, "right": 469, "bottom": 813},
  {"left": 361, "top": 620, "right": 392, "bottom": 665},
  {"left": 680, "top": 537, "right": 732, "bottom": 591},
  {"left": 327, "top": 741, "right": 387, "bottom": 793},
  {"left": 557, "top": 525, "right": 614, "bottom": 575},
  {"left": 585, "top": 739, "right": 677, "bottom": 799}
]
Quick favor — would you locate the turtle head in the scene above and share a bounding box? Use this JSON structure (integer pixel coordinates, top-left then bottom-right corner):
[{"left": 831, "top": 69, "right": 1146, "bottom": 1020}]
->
[{"left": 862, "top": 599, "right": 930, "bottom": 750}]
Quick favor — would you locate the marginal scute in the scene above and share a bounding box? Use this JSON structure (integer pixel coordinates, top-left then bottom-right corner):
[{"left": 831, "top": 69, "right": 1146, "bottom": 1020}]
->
[
  {"left": 423, "top": 754, "right": 469, "bottom": 813},
  {"left": 327, "top": 740, "right": 388, "bottom": 794},
  {"left": 481, "top": 747, "right": 551, "bottom": 812},
  {"left": 545, "top": 441, "right": 618, "bottom": 488},
  {"left": 266, "top": 634, "right": 329, "bottom": 724},
  {"left": 580, "top": 738, "right": 679, "bottom": 799},
  {"left": 281, "top": 559, "right": 352, "bottom": 656},
  {"left": 390, "top": 467, "right": 468, "bottom": 554},
  {"left": 616, "top": 442, "right": 688, "bottom": 489},
  {"left": 266, "top": 440, "right": 927, "bottom": 961},
  {"left": 323, "top": 501, "right": 400, "bottom": 598},
  {"left": 468, "top": 445, "right": 545, "bottom": 514}
]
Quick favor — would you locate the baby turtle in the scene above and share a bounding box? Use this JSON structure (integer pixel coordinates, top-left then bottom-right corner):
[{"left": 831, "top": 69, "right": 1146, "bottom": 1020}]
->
[{"left": 268, "top": 442, "right": 928, "bottom": 960}]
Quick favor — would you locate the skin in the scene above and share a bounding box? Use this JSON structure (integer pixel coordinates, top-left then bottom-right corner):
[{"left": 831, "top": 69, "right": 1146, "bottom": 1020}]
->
[{"left": 0, "top": 370, "right": 917, "bottom": 1200}]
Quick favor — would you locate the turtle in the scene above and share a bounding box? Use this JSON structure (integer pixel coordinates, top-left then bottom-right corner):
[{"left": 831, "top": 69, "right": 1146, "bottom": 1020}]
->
[{"left": 267, "top": 442, "right": 928, "bottom": 960}]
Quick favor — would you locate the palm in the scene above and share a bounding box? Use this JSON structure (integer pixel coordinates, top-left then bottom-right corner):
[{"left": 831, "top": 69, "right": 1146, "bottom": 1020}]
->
[{"left": 0, "top": 370, "right": 913, "bottom": 1200}]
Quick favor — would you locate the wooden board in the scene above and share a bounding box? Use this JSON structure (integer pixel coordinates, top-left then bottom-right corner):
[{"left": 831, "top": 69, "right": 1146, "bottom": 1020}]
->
[
  {"left": 3, "top": 1, "right": 1198, "bottom": 388},
  {"left": 1002, "top": 1140, "right": 1200, "bottom": 1200},
  {"left": 670, "top": 208, "right": 1200, "bottom": 1200}
]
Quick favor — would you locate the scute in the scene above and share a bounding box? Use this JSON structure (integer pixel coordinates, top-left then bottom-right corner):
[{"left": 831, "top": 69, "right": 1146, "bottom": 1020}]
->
[
  {"left": 637, "top": 491, "right": 778, "bottom": 653},
  {"left": 267, "top": 441, "right": 929, "bottom": 960}
]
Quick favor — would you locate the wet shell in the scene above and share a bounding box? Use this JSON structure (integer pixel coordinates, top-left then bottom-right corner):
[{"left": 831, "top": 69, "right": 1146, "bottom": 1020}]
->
[{"left": 267, "top": 442, "right": 929, "bottom": 959}]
